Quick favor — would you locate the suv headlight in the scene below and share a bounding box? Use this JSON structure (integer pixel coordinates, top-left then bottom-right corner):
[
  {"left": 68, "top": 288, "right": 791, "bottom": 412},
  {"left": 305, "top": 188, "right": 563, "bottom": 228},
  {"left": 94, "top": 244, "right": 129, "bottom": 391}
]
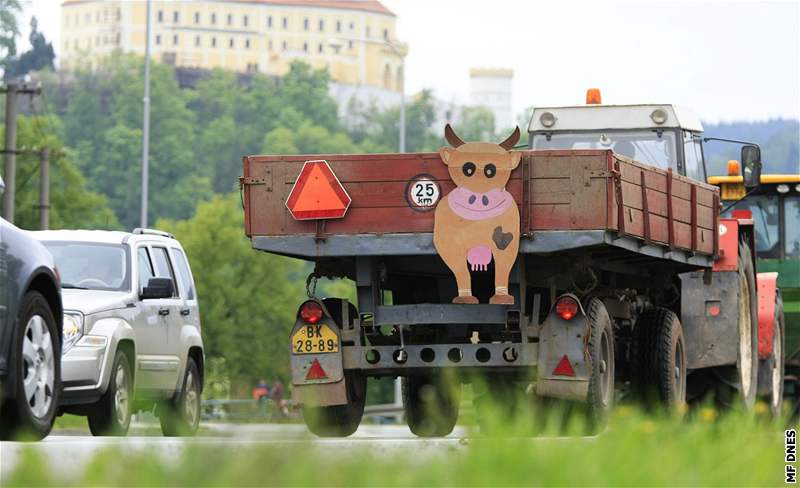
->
[{"left": 62, "top": 313, "right": 84, "bottom": 354}]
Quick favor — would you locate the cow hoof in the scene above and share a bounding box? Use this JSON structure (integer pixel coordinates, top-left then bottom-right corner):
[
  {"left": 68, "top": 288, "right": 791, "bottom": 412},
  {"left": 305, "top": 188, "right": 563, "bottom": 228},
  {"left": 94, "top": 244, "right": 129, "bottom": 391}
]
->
[
  {"left": 489, "top": 294, "right": 514, "bottom": 305},
  {"left": 453, "top": 296, "right": 479, "bottom": 304}
]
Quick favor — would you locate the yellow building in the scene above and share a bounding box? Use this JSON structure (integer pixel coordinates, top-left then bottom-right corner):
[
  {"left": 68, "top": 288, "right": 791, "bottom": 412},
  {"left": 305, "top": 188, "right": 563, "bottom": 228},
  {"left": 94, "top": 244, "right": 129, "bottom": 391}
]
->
[{"left": 60, "top": 0, "right": 406, "bottom": 98}]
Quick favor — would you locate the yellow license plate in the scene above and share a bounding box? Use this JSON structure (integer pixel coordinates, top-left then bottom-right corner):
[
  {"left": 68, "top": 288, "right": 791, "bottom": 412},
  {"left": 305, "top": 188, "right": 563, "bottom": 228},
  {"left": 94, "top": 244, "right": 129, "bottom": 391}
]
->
[
  {"left": 292, "top": 324, "right": 339, "bottom": 354},
  {"left": 721, "top": 183, "right": 746, "bottom": 201}
]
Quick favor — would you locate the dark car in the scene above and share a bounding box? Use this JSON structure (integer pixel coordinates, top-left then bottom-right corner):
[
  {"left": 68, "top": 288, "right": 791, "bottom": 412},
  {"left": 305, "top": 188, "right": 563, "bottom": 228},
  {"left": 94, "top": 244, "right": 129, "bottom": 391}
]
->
[{"left": 0, "top": 180, "right": 63, "bottom": 440}]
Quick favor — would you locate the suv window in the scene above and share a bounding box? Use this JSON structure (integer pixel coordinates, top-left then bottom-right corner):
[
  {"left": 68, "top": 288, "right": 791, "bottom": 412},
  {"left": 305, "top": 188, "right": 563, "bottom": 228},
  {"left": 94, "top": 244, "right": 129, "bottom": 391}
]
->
[
  {"left": 151, "top": 246, "right": 177, "bottom": 297},
  {"left": 171, "top": 248, "right": 195, "bottom": 300},
  {"left": 137, "top": 247, "right": 154, "bottom": 292},
  {"left": 683, "top": 131, "right": 705, "bottom": 181},
  {"left": 786, "top": 196, "right": 800, "bottom": 259}
]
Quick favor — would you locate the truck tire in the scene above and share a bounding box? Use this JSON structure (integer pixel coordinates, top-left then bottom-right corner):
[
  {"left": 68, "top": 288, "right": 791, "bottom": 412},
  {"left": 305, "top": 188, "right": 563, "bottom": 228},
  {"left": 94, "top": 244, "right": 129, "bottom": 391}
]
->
[
  {"left": 302, "top": 371, "right": 366, "bottom": 437},
  {"left": 0, "top": 291, "right": 60, "bottom": 441},
  {"left": 758, "top": 293, "right": 784, "bottom": 418},
  {"left": 403, "top": 374, "right": 460, "bottom": 437},
  {"left": 633, "top": 307, "right": 687, "bottom": 409},
  {"left": 735, "top": 239, "right": 759, "bottom": 410},
  {"left": 88, "top": 350, "right": 132, "bottom": 436},
  {"left": 586, "top": 298, "right": 614, "bottom": 430},
  {"left": 159, "top": 357, "right": 201, "bottom": 436}
]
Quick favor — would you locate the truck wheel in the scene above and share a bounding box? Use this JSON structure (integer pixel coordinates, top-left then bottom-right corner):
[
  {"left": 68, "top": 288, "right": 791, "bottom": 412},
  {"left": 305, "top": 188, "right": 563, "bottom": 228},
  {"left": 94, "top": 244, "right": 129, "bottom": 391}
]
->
[
  {"left": 735, "top": 239, "right": 759, "bottom": 410},
  {"left": 159, "top": 357, "right": 201, "bottom": 436},
  {"left": 302, "top": 371, "right": 366, "bottom": 437},
  {"left": 633, "top": 307, "right": 687, "bottom": 408},
  {"left": 758, "top": 293, "right": 784, "bottom": 418},
  {"left": 0, "top": 291, "right": 59, "bottom": 441},
  {"left": 88, "top": 350, "right": 132, "bottom": 436},
  {"left": 586, "top": 298, "right": 615, "bottom": 430},
  {"left": 403, "top": 374, "right": 461, "bottom": 437}
]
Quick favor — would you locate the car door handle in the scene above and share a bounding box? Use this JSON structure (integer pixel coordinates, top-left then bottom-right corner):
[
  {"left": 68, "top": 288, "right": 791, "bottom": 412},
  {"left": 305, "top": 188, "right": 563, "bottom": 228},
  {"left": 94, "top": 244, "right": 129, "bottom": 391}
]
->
[
  {"left": 158, "top": 308, "right": 170, "bottom": 316},
  {"left": 180, "top": 308, "right": 191, "bottom": 316}
]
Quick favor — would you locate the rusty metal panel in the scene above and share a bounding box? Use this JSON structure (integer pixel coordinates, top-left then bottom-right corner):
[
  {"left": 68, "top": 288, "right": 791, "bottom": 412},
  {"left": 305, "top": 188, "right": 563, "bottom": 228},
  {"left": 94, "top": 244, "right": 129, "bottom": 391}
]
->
[{"left": 680, "top": 270, "right": 740, "bottom": 368}]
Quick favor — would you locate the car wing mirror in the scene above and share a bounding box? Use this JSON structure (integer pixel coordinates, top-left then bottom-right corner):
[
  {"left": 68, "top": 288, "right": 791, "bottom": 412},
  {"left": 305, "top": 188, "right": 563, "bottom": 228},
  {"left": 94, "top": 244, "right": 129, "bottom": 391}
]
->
[
  {"left": 740, "top": 144, "right": 762, "bottom": 189},
  {"left": 141, "top": 277, "right": 174, "bottom": 299}
]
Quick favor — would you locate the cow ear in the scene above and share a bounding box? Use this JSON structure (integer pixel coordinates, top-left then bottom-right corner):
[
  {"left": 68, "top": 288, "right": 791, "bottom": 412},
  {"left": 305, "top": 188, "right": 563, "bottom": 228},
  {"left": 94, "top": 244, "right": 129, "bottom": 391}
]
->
[
  {"left": 439, "top": 147, "right": 454, "bottom": 165},
  {"left": 509, "top": 151, "right": 522, "bottom": 170}
]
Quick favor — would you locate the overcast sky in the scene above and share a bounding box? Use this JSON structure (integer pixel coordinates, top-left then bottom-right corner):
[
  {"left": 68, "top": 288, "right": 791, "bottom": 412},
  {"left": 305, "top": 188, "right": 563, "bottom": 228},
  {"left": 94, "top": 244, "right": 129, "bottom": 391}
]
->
[{"left": 20, "top": 0, "right": 800, "bottom": 123}]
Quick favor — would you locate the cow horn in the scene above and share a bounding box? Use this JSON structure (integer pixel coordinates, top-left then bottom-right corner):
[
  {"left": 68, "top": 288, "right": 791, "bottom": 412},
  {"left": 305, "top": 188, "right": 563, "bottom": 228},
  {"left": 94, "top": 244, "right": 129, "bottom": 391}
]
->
[
  {"left": 444, "top": 124, "right": 465, "bottom": 147},
  {"left": 499, "top": 126, "right": 521, "bottom": 150}
]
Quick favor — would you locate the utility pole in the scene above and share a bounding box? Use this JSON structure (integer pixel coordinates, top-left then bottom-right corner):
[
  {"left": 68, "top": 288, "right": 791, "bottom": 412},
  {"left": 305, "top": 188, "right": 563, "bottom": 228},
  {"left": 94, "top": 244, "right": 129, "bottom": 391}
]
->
[
  {"left": 39, "top": 148, "right": 50, "bottom": 230},
  {"left": 2, "top": 83, "right": 41, "bottom": 223},
  {"left": 140, "top": 0, "right": 152, "bottom": 228}
]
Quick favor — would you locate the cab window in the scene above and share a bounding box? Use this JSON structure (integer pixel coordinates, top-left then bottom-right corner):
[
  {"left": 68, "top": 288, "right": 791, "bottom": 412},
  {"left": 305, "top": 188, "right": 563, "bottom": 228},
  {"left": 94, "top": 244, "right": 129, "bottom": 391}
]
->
[
  {"left": 150, "top": 246, "right": 177, "bottom": 297},
  {"left": 786, "top": 196, "right": 800, "bottom": 259},
  {"left": 727, "top": 195, "right": 780, "bottom": 259},
  {"left": 682, "top": 131, "right": 705, "bottom": 182},
  {"left": 171, "top": 248, "right": 195, "bottom": 300},
  {"left": 137, "top": 247, "right": 154, "bottom": 292}
]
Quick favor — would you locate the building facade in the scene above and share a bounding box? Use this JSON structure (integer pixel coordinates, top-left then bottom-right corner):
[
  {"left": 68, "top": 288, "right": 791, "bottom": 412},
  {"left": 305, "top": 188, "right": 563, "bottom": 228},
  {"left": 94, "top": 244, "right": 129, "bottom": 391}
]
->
[
  {"left": 469, "top": 68, "right": 513, "bottom": 130},
  {"left": 60, "top": 0, "right": 406, "bottom": 107}
]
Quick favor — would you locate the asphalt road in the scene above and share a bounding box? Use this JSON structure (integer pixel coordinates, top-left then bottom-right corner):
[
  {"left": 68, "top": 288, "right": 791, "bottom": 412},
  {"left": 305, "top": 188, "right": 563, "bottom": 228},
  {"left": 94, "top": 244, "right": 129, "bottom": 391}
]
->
[{"left": 0, "top": 423, "right": 474, "bottom": 481}]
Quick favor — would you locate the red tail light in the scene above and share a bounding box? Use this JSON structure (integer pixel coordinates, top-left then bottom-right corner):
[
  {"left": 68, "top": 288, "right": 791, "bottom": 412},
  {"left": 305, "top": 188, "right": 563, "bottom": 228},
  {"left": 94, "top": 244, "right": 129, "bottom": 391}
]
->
[
  {"left": 555, "top": 296, "right": 579, "bottom": 321},
  {"left": 300, "top": 301, "right": 323, "bottom": 324}
]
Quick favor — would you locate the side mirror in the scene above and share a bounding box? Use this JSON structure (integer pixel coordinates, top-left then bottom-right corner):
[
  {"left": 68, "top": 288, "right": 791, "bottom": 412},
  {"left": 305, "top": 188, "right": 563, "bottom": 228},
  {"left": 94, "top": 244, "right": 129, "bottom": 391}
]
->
[
  {"left": 741, "top": 144, "right": 761, "bottom": 188},
  {"left": 141, "top": 277, "right": 174, "bottom": 299}
]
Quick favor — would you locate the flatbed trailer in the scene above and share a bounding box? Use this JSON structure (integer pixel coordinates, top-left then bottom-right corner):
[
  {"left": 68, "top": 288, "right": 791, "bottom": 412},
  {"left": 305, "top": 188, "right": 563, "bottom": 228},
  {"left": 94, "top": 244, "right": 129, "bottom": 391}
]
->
[{"left": 242, "top": 100, "right": 783, "bottom": 436}]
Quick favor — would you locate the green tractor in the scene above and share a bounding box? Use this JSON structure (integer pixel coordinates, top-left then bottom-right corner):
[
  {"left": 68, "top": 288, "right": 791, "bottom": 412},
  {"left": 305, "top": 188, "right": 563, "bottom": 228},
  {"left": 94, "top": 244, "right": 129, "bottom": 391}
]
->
[{"left": 709, "top": 170, "right": 800, "bottom": 406}]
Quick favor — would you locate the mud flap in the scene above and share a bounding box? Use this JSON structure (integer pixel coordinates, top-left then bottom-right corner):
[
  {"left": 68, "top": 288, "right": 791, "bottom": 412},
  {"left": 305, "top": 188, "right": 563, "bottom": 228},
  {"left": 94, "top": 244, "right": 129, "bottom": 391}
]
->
[
  {"left": 535, "top": 301, "right": 591, "bottom": 401},
  {"left": 289, "top": 322, "right": 348, "bottom": 407}
]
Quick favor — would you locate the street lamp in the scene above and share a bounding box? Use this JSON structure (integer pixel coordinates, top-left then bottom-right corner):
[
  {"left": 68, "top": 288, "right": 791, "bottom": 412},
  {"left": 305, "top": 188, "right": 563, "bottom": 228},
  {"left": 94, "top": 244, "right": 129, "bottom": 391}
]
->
[{"left": 328, "top": 37, "right": 407, "bottom": 152}]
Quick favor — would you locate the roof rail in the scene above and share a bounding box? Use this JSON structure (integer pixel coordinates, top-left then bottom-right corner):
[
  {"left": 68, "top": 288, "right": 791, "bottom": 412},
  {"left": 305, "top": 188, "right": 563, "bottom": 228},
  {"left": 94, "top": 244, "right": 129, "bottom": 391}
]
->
[{"left": 132, "top": 228, "right": 175, "bottom": 239}]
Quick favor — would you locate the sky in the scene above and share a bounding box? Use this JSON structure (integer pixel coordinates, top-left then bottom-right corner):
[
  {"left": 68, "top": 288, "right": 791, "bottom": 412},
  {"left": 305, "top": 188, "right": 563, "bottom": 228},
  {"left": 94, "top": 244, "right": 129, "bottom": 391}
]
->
[{"left": 19, "top": 0, "right": 800, "bottom": 123}]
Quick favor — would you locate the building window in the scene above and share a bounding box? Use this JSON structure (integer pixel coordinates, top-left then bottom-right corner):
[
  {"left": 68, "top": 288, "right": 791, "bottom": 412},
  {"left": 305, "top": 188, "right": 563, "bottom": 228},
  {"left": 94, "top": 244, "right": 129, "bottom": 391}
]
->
[
  {"left": 366, "top": 25, "right": 370, "bottom": 37},
  {"left": 173, "top": 34, "right": 179, "bottom": 45},
  {"left": 303, "top": 42, "right": 308, "bottom": 52},
  {"left": 282, "top": 41, "right": 287, "bottom": 50},
  {"left": 318, "top": 19, "right": 324, "bottom": 31},
  {"left": 211, "top": 37, "right": 216, "bottom": 47},
  {"left": 349, "top": 21, "right": 354, "bottom": 30},
  {"left": 211, "top": 13, "right": 216, "bottom": 24},
  {"left": 116, "top": 9, "right": 121, "bottom": 21},
  {"left": 267, "top": 16, "right": 273, "bottom": 28},
  {"left": 318, "top": 43, "right": 323, "bottom": 53},
  {"left": 116, "top": 33, "right": 120, "bottom": 44},
  {"left": 348, "top": 40, "right": 353, "bottom": 50},
  {"left": 227, "top": 14, "right": 232, "bottom": 25},
  {"left": 229, "top": 38, "right": 234, "bottom": 48},
  {"left": 303, "top": 18, "right": 309, "bottom": 30},
  {"left": 155, "top": 34, "right": 161, "bottom": 45},
  {"left": 282, "top": 17, "right": 288, "bottom": 28},
  {"left": 245, "top": 39, "right": 251, "bottom": 49},
  {"left": 173, "top": 11, "right": 179, "bottom": 22},
  {"left": 268, "top": 39, "right": 273, "bottom": 50},
  {"left": 243, "top": 15, "right": 248, "bottom": 27},
  {"left": 194, "top": 12, "right": 200, "bottom": 24},
  {"left": 195, "top": 35, "right": 200, "bottom": 47},
  {"left": 383, "top": 64, "right": 391, "bottom": 89},
  {"left": 157, "top": 10, "right": 163, "bottom": 22},
  {"left": 383, "top": 28, "right": 389, "bottom": 40},
  {"left": 336, "top": 20, "right": 341, "bottom": 32}
]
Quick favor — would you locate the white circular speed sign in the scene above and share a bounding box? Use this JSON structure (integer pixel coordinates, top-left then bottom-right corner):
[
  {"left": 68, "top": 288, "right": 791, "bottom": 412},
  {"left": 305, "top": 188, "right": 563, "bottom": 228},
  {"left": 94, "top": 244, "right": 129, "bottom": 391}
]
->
[{"left": 405, "top": 174, "right": 441, "bottom": 212}]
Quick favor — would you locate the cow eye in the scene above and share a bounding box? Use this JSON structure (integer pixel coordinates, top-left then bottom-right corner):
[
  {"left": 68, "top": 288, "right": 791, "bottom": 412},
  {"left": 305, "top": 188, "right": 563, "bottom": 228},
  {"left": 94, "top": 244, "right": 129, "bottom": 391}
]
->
[
  {"left": 484, "top": 164, "right": 497, "bottom": 178},
  {"left": 462, "top": 162, "right": 476, "bottom": 177}
]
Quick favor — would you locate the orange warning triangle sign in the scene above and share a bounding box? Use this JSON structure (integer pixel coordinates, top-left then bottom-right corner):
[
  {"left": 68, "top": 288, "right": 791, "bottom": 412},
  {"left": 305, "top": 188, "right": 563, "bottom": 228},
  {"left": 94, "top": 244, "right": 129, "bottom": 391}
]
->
[
  {"left": 286, "top": 160, "right": 351, "bottom": 220},
  {"left": 552, "top": 354, "right": 576, "bottom": 377},
  {"left": 306, "top": 359, "right": 328, "bottom": 380}
]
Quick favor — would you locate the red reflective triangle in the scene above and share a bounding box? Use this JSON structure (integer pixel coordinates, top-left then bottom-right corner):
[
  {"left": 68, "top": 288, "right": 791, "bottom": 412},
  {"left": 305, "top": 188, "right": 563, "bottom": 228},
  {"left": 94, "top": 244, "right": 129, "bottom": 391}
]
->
[
  {"left": 552, "top": 354, "right": 575, "bottom": 377},
  {"left": 306, "top": 359, "right": 328, "bottom": 380},
  {"left": 286, "top": 160, "right": 351, "bottom": 220}
]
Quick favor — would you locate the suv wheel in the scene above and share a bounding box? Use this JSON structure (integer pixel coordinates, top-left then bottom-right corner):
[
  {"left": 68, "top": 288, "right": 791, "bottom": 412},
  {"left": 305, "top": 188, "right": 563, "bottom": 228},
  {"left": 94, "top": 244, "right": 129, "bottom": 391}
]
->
[
  {"left": 0, "top": 291, "right": 59, "bottom": 441},
  {"left": 159, "top": 357, "right": 201, "bottom": 436},
  {"left": 88, "top": 350, "right": 132, "bottom": 436}
]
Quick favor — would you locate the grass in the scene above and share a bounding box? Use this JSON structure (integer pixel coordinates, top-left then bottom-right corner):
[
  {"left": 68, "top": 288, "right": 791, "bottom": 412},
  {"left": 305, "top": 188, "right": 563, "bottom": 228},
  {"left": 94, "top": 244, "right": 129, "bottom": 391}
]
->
[{"left": 5, "top": 401, "right": 790, "bottom": 487}]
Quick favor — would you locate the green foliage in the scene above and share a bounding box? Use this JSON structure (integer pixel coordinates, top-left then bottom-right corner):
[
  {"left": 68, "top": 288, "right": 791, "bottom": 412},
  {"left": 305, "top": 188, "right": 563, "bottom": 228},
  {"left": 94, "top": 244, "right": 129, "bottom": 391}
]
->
[
  {"left": 0, "top": 0, "right": 22, "bottom": 63},
  {"left": 3, "top": 17, "right": 54, "bottom": 82},
  {"left": 454, "top": 106, "right": 496, "bottom": 142},
  {"left": 157, "top": 194, "right": 307, "bottom": 392}
]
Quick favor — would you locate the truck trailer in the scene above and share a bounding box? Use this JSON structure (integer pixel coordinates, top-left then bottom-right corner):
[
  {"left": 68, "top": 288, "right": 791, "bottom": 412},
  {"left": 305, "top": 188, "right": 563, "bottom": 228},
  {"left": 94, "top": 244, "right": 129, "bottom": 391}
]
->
[{"left": 241, "top": 92, "right": 783, "bottom": 436}]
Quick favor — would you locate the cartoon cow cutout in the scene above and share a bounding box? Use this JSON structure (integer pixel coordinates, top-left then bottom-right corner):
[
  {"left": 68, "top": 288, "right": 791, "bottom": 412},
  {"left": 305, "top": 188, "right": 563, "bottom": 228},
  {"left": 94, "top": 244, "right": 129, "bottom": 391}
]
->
[{"left": 433, "top": 124, "right": 521, "bottom": 305}]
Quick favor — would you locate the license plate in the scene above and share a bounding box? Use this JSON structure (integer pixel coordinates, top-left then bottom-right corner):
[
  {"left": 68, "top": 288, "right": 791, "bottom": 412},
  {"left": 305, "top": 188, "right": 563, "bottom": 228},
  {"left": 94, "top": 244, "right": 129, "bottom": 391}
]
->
[
  {"left": 291, "top": 324, "right": 339, "bottom": 354},
  {"left": 721, "top": 183, "right": 746, "bottom": 201}
]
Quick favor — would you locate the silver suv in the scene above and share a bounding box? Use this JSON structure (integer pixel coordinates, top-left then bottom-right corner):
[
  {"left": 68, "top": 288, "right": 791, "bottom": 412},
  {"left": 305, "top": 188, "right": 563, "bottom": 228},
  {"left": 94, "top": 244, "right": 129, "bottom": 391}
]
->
[{"left": 32, "top": 228, "right": 204, "bottom": 436}]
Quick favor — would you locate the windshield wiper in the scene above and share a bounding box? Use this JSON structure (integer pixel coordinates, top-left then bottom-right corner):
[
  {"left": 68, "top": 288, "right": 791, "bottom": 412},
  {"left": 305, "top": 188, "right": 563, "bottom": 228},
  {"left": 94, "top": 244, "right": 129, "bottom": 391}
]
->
[{"left": 61, "top": 283, "right": 89, "bottom": 290}]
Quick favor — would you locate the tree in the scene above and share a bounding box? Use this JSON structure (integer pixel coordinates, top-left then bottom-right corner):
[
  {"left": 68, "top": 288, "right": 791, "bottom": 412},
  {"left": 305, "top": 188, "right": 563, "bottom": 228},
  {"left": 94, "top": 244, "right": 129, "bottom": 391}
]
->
[
  {"left": 0, "top": 0, "right": 22, "bottom": 69},
  {"left": 455, "top": 106, "right": 496, "bottom": 142},
  {"left": 3, "top": 17, "right": 55, "bottom": 82}
]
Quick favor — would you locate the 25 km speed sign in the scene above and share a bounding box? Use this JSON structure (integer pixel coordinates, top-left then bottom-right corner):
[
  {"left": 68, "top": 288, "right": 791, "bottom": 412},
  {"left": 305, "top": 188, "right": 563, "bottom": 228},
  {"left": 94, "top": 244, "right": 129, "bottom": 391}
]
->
[{"left": 405, "top": 174, "right": 441, "bottom": 212}]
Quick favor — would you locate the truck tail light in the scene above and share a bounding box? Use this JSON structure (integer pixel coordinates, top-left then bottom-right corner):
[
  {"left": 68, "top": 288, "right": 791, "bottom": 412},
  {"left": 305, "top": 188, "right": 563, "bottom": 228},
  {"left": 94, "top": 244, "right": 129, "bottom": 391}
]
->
[
  {"left": 555, "top": 296, "right": 579, "bottom": 321},
  {"left": 300, "top": 301, "right": 323, "bottom": 324}
]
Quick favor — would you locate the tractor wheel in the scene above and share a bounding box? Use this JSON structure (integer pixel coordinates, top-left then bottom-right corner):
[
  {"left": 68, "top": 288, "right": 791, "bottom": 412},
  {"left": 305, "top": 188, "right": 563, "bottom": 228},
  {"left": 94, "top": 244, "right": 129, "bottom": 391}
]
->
[
  {"left": 633, "top": 307, "right": 687, "bottom": 409},
  {"left": 758, "top": 293, "right": 785, "bottom": 418},
  {"left": 586, "top": 298, "right": 615, "bottom": 430},
  {"left": 403, "top": 374, "right": 461, "bottom": 437},
  {"left": 735, "top": 239, "right": 760, "bottom": 410}
]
